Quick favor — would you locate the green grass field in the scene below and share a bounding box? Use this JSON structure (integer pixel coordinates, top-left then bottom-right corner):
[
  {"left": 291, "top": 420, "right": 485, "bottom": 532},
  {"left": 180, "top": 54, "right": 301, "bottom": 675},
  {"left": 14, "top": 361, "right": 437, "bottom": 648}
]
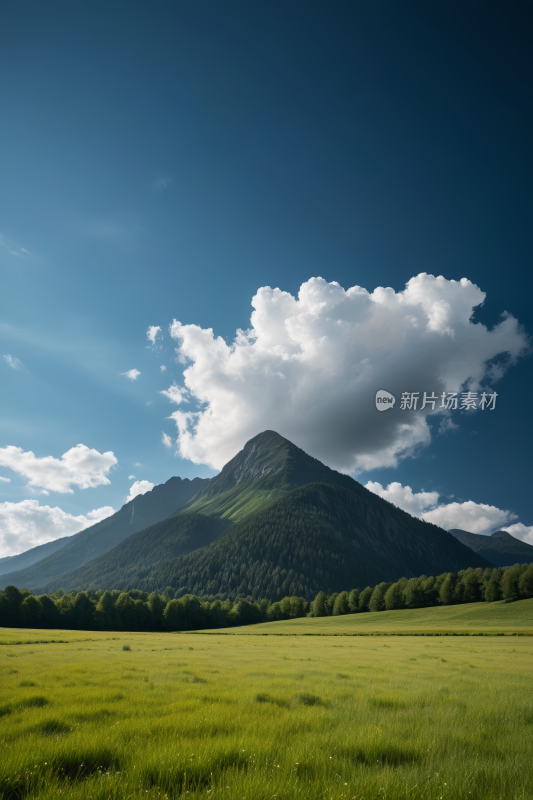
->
[
  {"left": 1, "top": 604, "right": 532, "bottom": 800},
  {"left": 227, "top": 598, "right": 533, "bottom": 636}
]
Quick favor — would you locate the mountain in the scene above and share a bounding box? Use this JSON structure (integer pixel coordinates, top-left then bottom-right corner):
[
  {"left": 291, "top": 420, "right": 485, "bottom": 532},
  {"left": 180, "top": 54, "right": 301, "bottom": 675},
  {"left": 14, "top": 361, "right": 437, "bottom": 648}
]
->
[
  {"left": 29, "top": 431, "right": 491, "bottom": 598},
  {"left": 74, "top": 481, "right": 490, "bottom": 600},
  {"left": 449, "top": 528, "right": 533, "bottom": 567},
  {"left": 178, "top": 429, "right": 359, "bottom": 521},
  {"left": 0, "top": 534, "right": 77, "bottom": 577},
  {"left": 35, "top": 513, "right": 230, "bottom": 593},
  {"left": 0, "top": 476, "right": 208, "bottom": 590}
]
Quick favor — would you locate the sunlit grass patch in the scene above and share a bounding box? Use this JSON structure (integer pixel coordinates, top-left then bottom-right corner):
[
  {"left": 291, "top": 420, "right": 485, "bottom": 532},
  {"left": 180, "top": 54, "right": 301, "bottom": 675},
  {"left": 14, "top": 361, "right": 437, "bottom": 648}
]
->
[{"left": 1, "top": 629, "right": 532, "bottom": 800}]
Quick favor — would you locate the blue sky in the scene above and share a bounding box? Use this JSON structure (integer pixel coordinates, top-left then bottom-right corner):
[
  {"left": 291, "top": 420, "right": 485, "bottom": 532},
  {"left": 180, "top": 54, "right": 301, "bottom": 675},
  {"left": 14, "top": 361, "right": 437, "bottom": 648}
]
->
[{"left": 1, "top": 1, "right": 532, "bottom": 556}]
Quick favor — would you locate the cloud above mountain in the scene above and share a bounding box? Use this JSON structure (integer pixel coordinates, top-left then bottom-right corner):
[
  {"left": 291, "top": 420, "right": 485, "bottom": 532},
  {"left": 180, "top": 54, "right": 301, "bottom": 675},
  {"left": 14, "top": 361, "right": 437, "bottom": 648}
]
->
[
  {"left": 164, "top": 274, "right": 529, "bottom": 472},
  {"left": 365, "top": 480, "right": 525, "bottom": 537},
  {"left": 127, "top": 480, "right": 155, "bottom": 502},
  {"left": 0, "top": 444, "right": 117, "bottom": 493},
  {"left": 0, "top": 500, "right": 115, "bottom": 557},
  {"left": 501, "top": 523, "right": 533, "bottom": 546}
]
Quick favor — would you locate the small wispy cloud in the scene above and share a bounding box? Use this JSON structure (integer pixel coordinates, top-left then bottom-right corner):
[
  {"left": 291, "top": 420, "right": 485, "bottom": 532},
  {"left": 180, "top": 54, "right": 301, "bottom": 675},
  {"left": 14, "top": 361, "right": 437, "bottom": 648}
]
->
[
  {"left": 162, "top": 432, "right": 173, "bottom": 448},
  {"left": 121, "top": 369, "right": 140, "bottom": 381},
  {"left": 152, "top": 175, "right": 172, "bottom": 192},
  {"left": 0, "top": 476, "right": 11, "bottom": 483},
  {"left": 147, "top": 325, "right": 161, "bottom": 345},
  {"left": 438, "top": 417, "right": 459, "bottom": 435},
  {"left": 4, "top": 354, "right": 30, "bottom": 374},
  {"left": 160, "top": 365, "right": 167, "bottom": 372},
  {"left": 128, "top": 475, "right": 136, "bottom": 480},
  {"left": 0, "top": 233, "right": 30, "bottom": 259},
  {"left": 160, "top": 382, "right": 188, "bottom": 404}
]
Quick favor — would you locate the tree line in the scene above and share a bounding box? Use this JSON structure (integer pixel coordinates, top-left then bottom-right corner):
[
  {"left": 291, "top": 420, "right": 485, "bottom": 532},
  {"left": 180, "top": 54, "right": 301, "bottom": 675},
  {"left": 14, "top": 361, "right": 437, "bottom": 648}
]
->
[{"left": 1, "top": 562, "right": 532, "bottom": 632}]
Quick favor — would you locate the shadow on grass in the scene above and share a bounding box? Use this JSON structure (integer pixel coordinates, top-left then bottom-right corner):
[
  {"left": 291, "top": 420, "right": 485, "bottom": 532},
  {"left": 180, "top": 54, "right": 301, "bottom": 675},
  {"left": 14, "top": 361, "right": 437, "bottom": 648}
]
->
[
  {"left": 254, "top": 692, "right": 327, "bottom": 708},
  {"left": 0, "top": 748, "right": 119, "bottom": 800},
  {"left": 370, "top": 697, "right": 409, "bottom": 710},
  {"left": 337, "top": 742, "right": 423, "bottom": 766}
]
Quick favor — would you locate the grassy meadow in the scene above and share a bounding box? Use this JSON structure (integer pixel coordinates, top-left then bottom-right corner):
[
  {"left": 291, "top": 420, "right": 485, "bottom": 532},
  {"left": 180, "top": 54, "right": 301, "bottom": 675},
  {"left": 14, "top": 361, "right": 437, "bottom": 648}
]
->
[
  {"left": 229, "top": 598, "right": 533, "bottom": 636},
  {"left": 1, "top": 606, "right": 532, "bottom": 800}
]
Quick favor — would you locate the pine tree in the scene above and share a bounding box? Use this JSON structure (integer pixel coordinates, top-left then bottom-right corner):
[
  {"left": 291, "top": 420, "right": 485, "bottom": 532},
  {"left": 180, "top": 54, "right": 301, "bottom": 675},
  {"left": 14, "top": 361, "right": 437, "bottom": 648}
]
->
[
  {"left": 484, "top": 576, "right": 501, "bottom": 602},
  {"left": 369, "top": 585, "right": 385, "bottom": 612},
  {"left": 332, "top": 591, "right": 349, "bottom": 616},
  {"left": 384, "top": 582, "right": 404, "bottom": 610},
  {"left": 519, "top": 564, "right": 533, "bottom": 598},
  {"left": 348, "top": 588, "right": 360, "bottom": 612},
  {"left": 439, "top": 573, "right": 456, "bottom": 605},
  {"left": 358, "top": 586, "right": 373, "bottom": 612},
  {"left": 501, "top": 566, "right": 521, "bottom": 601},
  {"left": 311, "top": 591, "right": 328, "bottom": 617}
]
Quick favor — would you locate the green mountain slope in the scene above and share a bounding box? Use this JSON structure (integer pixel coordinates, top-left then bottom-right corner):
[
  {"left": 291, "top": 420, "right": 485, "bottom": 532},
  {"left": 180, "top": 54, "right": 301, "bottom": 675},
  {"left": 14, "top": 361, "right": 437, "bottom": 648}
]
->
[
  {"left": 0, "top": 476, "right": 208, "bottom": 590},
  {"left": 35, "top": 513, "right": 230, "bottom": 593},
  {"left": 449, "top": 528, "right": 533, "bottom": 567},
  {"left": 44, "top": 478, "right": 491, "bottom": 598},
  {"left": 0, "top": 534, "right": 78, "bottom": 577},
  {"left": 179, "top": 429, "right": 358, "bottom": 521}
]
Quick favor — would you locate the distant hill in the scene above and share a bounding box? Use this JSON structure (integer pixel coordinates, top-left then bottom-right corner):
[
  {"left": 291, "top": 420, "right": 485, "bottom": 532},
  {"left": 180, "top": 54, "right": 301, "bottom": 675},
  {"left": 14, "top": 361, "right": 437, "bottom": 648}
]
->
[
  {"left": 449, "top": 528, "right": 533, "bottom": 567},
  {"left": 30, "top": 432, "right": 491, "bottom": 598},
  {"left": 0, "top": 476, "right": 208, "bottom": 590},
  {"left": 0, "top": 534, "right": 77, "bottom": 577}
]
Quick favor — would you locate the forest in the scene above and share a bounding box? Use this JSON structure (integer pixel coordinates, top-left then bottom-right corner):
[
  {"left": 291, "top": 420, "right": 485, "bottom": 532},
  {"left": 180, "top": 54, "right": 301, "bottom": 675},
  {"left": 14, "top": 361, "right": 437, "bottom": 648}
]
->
[{"left": 1, "top": 561, "right": 532, "bottom": 632}]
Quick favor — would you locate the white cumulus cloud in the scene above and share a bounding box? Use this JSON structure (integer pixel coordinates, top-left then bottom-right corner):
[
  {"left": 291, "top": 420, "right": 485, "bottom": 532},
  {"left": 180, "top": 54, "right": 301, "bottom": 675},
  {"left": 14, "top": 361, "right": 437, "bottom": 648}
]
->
[
  {"left": 165, "top": 274, "right": 529, "bottom": 472},
  {"left": 127, "top": 480, "right": 155, "bottom": 502},
  {"left": 365, "top": 480, "right": 519, "bottom": 535},
  {"left": 160, "top": 382, "right": 188, "bottom": 405},
  {"left": 162, "top": 432, "right": 173, "bottom": 448},
  {"left": 0, "top": 444, "right": 117, "bottom": 494},
  {"left": 0, "top": 476, "right": 11, "bottom": 484},
  {"left": 160, "top": 365, "right": 167, "bottom": 372},
  {"left": 422, "top": 500, "right": 517, "bottom": 534},
  {"left": 364, "top": 481, "right": 440, "bottom": 517},
  {"left": 121, "top": 369, "right": 141, "bottom": 381},
  {"left": 147, "top": 326, "right": 161, "bottom": 345},
  {"left": 86, "top": 507, "right": 115, "bottom": 522},
  {"left": 0, "top": 501, "right": 115, "bottom": 558},
  {"left": 501, "top": 523, "right": 533, "bottom": 546}
]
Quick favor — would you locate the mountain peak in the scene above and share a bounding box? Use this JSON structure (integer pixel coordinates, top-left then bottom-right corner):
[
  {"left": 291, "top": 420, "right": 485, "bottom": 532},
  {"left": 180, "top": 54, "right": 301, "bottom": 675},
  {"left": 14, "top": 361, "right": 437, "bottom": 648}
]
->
[
  {"left": 198, "top": 430, "right": 358, "bottom": 499},
  {"left": 491, "top": 530, "right": 513, "bottom": 539}
]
